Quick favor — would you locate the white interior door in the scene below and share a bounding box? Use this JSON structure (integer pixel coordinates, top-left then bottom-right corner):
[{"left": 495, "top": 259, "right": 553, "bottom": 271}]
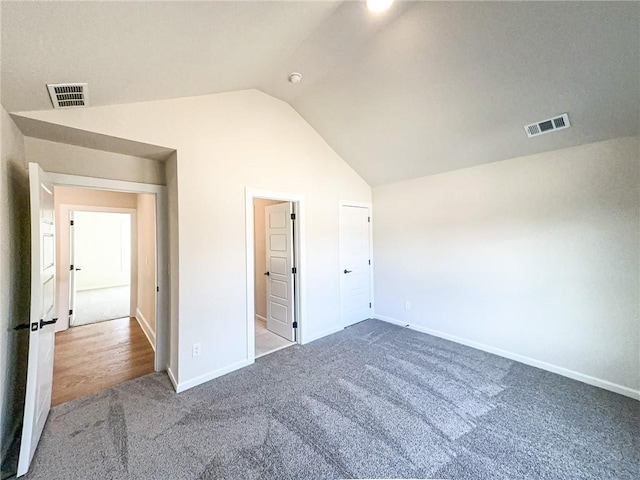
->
[
  {"left": 68, "top": 211, "right": 76, "bottom": 327},
  {"left": 265, "top": 202, "right": 295, "bottom": 341},
  {"left": 339, "top": 204, "right": 372, "bottom": 327},
  {"left": 17, "top": 163, "right": 57, "bottom": 477}
]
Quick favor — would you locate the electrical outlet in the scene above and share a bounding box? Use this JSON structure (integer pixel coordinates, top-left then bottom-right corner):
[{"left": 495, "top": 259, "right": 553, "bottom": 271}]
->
[
  {"left": 192, "top": 343, "right": 201, "bottom": 357},
  {"left": 405, "top": 301, "right": 411, "bottom": 311}
]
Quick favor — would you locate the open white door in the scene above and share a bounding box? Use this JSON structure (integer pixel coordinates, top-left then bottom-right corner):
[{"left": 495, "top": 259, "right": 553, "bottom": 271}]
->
[
  {"left": 68, "top": 211, "right": 76, "bottom": 327},
  {"left": 339, "top": 204, "right": 372, "bottom": 327},
  {"left": 265, "top": 202, "right": 296, "bottom": 342},
  {"left": 17, "top": 163, "right": 57, "bottom": 477}
]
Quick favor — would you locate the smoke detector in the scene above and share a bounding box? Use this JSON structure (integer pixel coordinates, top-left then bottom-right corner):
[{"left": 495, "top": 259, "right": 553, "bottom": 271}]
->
[
  {"left": 524, "top": 113, "right": 570, "bottom": 138},
  {"left": 46, "top": 83, "right": 89, "bottom": 108},
  {"left": 288, "top": 72, "right": 303, "bottom": 84}
]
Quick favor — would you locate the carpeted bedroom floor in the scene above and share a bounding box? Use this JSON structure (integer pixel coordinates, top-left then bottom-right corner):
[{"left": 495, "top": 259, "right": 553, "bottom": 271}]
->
[{"left": 23, "top": 320, "right": 639, "bottom": 479}]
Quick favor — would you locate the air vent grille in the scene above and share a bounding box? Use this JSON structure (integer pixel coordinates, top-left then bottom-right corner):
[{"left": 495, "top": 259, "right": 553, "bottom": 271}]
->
[
  {"left": 47, "top": 83, "right": 89, "bottom": 108},
  {"left": 524, "top": 113, "right": 570, "bottom": 138}
]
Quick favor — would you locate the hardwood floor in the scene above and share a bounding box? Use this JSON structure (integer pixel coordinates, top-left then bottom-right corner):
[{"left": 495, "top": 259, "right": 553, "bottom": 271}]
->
[{"left": 52, "top": 317, "right": 154, "bottom": 406}]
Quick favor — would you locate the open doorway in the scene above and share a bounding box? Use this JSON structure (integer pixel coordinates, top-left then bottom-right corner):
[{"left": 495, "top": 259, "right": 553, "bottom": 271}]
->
[
  {"left": 253, "top": 199, "right": 297, "bottom": 357},
  {"left": 70, "top": 211, "right": 132, "bottom": 327},
  {"left": 51, "top": 186, "right": 157, "bottom": 405}
]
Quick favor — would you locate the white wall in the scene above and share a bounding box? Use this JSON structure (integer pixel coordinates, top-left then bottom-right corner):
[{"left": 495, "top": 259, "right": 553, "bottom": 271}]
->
[
  {"left": 373, "top": 136, "right": 640, "bottom": 397},
  {"left": 24, "top": 137, "right": 166, "bottom": 185},
  {"left": 0, "top": 106, "right": 30, "bottom": 469},
  {"left": 54, "top": 186, "right": 138, "bottom": 331},
  {"left": 15, "top": 90, "right": 372, "bottom": 390},
  {"left": 74, "top": 211, "right": 132, "bottom": 291},
  {"left": 136, "top": 193, "right": 156, "bottom": 344},
  {"left": 165, "top": 153, "right": 179, "bottom": 376}
]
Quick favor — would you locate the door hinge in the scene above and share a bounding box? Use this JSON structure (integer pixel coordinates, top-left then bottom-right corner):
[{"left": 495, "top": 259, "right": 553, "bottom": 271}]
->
[
  {"left": 40, "top": 318, "right": 58, "bottom": 329},
  {"left": 292, "top": 267, "right": 297, "bottom": 274},
  {"left": 369, "top": 302, "right": 372, "bottom": 308},
  {"left": 293, "top": 321, "right": 298, "bottom": 328},
  {"left": 70, "top": 264, "right": 74, "bottom": 271},
  {"left": 70, "top": 220, "right": 74, "bottom": 226},
  {"left": 156, "top": 286, "right": 160, "bottom": 292},
  {"left": 368, "top": 259, "right": 371, "bottom": 265},
  {"left": 13, "top": 323, "right": 30, "bottom": 331},
  {"left": 368, "top": 216, "right": 370, "bottom": 223},
  {"left": 69, "top": 309, "right": 73, "bottom": 315},
  {"left": 291, "top": 213, "right": 296, "bottom": 220}
]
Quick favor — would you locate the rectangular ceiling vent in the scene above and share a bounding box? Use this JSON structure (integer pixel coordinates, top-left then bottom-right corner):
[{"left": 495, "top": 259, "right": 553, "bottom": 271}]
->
[
  {"left": 524, "top": 113, "right": 570, "bottom": 138},
  {"left": 46, "top": 83, "right": 89, "bottom": 109}
]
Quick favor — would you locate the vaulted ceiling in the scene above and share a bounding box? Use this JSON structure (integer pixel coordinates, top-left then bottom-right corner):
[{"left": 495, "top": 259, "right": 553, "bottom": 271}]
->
[{"left": 2, "top": 1, "right": 638, "bottom": 186}]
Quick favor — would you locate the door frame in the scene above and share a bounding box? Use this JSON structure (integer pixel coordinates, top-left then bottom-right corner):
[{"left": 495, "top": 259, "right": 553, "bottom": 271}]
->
[
  {"left": 64, "top": 207, "right": 137, "bottom": 329},
  {"left": 47, "top": 172, "right": 168, "bottom": 372},
  {"left": 245, "top": 188, "right": 306, "bottom": 360},
  {"left": 338, "top": 200, "right": 375, "bottom": 326}
]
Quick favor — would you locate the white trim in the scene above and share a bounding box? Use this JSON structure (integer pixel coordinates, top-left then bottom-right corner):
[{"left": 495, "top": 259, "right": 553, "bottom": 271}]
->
[
  {"left": 245, "top": 188, "right": 307, "bottom": 365},
  {"left": 374, "top": 314, "right": 640, "bottom": 401},
  {"left": 173, "top": 359, "right": 253, "bottom": 393},
  {"left": 135, "top": 308, "right": 156, "bottom": 352},
  {"left": 301, "top": 325, "right": 345, "bottom": 345},
  {"left": 48, "top": 172, "right": 163, "bottom": 194},
  {"left": 338, "top": 200, "right": 375, "bottom": 327},
  {"left": 47, "top": 171, "right": 169, "bottom": 373},
  {"left": 255, "top": 314, "right": 267, "bottom": 323},
  {"left": 167, "top": 367, "right": 179, "bottom": 391}
]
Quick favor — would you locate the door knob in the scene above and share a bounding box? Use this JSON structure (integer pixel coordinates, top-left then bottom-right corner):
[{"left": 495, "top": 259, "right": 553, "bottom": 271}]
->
[
  {"left": 343, "top": 269, "right": 352, "bottom": 274},
  {"left": 75, "top": 268, "right": 82, "bottom": 271},
  {"left": 264, "top": 272, "right": 270, "bottom": 276}
]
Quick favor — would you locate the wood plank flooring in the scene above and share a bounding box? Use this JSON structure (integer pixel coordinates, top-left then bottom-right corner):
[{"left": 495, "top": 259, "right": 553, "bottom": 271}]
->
[{"left": 52, "top": 317, "right": 154, "bottom": 406}]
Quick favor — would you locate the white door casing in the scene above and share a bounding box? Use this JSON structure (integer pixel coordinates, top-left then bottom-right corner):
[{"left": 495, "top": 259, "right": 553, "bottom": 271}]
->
[
  {"left": 17, "top": 163, "right": 57, "bottom": 477},
  {"left": 265, "top": 202, "right": 296, "bottom": 342},
  {"left": 339, "top": 203, "right": 372, "bottom": 327},
  {"left": 68, "top": 211, "right": 76, "bottom": 327}
]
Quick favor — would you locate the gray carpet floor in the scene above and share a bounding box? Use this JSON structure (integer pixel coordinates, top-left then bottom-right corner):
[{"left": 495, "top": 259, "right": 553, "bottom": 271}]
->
[{"left": 23, "top": 320, "right": 639, "bottom": 479}]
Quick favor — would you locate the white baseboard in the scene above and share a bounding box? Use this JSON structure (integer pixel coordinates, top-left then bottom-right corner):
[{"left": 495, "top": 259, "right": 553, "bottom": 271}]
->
[
  {"left": 174, "top": 359, "right": 253, "bottom": 393},
  {"left": 167, "top": 366, "right": 179, "bottom": 392},
  {"left": 135, "top": 308, "right": 156, "bottom": 351},
  {"left": 374, "top": 314, "right": 640, "bottom": 401},
  {"left": 302, "top": 325, "right": 344, "bottom": 345},
  {"left": 255, "top": 314, "right": 267, "bottom": 323}
]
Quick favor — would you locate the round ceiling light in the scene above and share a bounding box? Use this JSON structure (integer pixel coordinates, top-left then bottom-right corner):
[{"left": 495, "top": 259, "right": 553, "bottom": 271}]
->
[
  {"left": 288, "top": 72, "right": 303, "bottom": 84},
  {"left": 366, "top": 0, "right": 394, "bottom": 13}
]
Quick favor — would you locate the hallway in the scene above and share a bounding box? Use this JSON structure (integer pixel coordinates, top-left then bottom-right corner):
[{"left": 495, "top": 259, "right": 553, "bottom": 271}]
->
[{"left": 52, "top": 317, "right": 154, "bottom": 406}]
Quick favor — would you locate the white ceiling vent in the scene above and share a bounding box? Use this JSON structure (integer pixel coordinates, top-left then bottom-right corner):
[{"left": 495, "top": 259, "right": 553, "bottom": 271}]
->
[
  {"left": 524, "top": 113, "right": 570, "bottom": 138},
  {"left": 46, "top": 83, "right": 89, "bottom": 108}
]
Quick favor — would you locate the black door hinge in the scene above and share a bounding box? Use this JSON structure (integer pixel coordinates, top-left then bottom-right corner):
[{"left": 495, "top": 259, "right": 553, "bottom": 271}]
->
[
  {"left": 292, "top": 267, "right": 297, "bottom": 274},
  {"left": 368, "top": 216, "right": 370, "bottom": 223},
  {"left": 69, "top": 309, "right": 73, "bottom": 315},
  {"left": 70, "top": 220, "right": 74, "bottom": 226},
  {"left": 368, "top": 259, "right": 371, "bottom": 265},
  {"left": 292, "top": 321, "right": 298, "bottom": 329},
  {"left": 369, "top": 302, "right": 372, "bottom": 308},
  {"left": 40, "top": 318, "right": 58, "bottom": 329},
  {"left": 291, "top": 213, "right": 296, "bottom": 220},
  {"left": 70, "top": 264, "right": 74, "bottom": 271},
  {"left": 156, "top": 286, "right": 160, "bottom": 292}
]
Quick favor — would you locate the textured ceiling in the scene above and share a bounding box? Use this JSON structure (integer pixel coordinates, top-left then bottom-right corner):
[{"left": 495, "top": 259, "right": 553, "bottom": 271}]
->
[{"left": 2, "top": 1, "right": 638, "bottom": 185}]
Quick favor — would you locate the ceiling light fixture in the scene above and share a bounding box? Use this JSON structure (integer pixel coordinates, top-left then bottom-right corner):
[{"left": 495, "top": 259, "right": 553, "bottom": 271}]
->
[
  {"left": 288, "top": 72, "right": 303, "bottom": 84},
  {"left": 366, "top": 0, "right": 394, "bottom": 13}
]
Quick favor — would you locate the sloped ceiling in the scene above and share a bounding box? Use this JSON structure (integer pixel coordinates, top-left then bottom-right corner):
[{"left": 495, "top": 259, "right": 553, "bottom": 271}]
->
[{"left": 2, "top": 1, "right": 638, "bottom": 185}]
